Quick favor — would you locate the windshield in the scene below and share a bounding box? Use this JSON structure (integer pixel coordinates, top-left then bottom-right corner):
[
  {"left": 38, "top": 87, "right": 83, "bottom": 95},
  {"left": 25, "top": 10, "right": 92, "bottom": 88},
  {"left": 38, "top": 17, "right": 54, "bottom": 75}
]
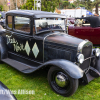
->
[{"left": 35, "top": 18, "right": 65, "bottom": 33}]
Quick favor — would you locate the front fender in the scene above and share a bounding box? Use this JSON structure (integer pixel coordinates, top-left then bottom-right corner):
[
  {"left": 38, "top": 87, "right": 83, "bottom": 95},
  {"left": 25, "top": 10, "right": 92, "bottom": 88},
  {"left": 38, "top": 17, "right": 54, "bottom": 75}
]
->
[{"left": 41, "top": 59, "right": 84, "bottom": 79}]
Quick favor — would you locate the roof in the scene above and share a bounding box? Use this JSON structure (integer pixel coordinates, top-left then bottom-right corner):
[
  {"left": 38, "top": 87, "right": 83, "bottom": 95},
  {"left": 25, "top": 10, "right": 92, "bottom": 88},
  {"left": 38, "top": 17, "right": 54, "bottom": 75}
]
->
[{"left": 6, "top": 10, "right": 66, "bottom": 18}]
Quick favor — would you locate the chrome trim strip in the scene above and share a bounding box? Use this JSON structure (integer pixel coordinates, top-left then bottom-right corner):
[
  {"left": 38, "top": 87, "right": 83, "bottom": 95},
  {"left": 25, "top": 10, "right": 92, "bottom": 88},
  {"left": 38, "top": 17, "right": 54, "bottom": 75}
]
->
[
  {"left": 75, "top": 57, "right": 92, "bottom": 64},
  {"left": 77, "top": 40, "right": 93, "bottom": 73},
  {"left": 78, "top": 40, "right": 93, "bottom": 53}
]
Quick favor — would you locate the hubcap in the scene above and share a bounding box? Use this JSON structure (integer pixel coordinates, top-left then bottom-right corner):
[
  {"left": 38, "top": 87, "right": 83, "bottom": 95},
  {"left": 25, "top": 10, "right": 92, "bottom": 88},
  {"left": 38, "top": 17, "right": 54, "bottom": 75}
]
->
[{"left": 55, "top": 72, "right": 68, "bottom": 87}]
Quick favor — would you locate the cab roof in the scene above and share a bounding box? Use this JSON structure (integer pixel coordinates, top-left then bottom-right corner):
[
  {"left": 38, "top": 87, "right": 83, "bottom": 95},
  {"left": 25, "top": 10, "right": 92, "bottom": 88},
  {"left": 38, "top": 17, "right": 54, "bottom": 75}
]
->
[{"left": 6, "top": 10, "right": 66, "bottom": 18}]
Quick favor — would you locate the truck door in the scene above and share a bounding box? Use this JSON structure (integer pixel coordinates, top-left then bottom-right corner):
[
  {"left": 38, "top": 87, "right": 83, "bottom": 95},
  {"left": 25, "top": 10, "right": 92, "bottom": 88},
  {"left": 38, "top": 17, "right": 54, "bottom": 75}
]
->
[{"left": 6, "top": 15, "right": 43, "bottom": 63}]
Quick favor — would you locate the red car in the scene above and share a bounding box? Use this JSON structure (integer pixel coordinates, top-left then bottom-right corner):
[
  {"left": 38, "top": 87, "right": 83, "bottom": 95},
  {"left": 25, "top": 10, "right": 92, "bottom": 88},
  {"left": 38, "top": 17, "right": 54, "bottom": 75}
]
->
[{"left": 68, "top": 16, "right": 100, "bottom": 46}]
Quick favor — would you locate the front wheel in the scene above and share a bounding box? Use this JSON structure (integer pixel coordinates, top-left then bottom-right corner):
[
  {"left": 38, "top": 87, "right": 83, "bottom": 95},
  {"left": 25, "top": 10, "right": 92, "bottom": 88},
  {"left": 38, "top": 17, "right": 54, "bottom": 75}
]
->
[{"left": 47, "top": 66, "right": 78, "bottom": 97}]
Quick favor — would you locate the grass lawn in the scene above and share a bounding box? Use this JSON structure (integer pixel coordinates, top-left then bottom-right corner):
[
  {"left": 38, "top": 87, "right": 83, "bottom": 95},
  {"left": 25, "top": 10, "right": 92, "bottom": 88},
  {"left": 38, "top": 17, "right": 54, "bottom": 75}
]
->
[{"left": 0, "top": 63, "right": 100, "bottom": 100}]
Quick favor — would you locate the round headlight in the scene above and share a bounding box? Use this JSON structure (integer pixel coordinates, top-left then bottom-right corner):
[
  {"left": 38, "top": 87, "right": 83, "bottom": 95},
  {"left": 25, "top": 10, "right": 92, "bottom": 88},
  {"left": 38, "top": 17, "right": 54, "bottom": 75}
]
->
[
  {"left": 95, "top": 48, "right": 100, "bottom": 57},
  {"left": 77, "top": 54, "right": 84, "bottom": 64}
]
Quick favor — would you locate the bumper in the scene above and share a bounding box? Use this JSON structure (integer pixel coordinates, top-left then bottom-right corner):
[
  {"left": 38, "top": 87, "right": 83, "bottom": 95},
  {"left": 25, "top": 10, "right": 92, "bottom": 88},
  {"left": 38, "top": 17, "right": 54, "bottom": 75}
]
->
[{"left": 81, "top": 55, "right": 100, "bottom": 84}]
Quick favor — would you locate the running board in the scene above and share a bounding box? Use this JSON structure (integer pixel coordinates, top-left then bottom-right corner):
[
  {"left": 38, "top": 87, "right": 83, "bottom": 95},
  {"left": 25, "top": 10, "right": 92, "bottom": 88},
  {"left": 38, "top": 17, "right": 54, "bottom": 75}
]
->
[{"left": 1, "top": 58, "right": 40, "bottom": 74}]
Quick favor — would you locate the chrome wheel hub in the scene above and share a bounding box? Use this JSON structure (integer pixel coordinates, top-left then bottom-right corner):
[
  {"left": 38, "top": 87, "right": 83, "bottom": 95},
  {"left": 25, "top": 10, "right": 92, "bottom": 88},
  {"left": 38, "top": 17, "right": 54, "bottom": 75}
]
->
[{"left": 55, "top": 73, "right": 68, "bottom": 87}]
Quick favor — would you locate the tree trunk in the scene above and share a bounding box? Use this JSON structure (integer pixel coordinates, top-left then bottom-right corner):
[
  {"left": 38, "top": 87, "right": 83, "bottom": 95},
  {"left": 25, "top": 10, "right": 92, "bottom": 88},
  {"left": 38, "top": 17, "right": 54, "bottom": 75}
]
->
[{"left": 96, "top": 4, "right": 98, "bottom": 14}]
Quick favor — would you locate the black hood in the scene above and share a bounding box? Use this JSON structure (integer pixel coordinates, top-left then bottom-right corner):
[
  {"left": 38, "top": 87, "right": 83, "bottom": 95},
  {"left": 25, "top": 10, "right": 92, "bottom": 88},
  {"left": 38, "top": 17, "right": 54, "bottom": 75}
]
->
[{"left": 45, "top": 33, "right": 84, "bottom": 47}]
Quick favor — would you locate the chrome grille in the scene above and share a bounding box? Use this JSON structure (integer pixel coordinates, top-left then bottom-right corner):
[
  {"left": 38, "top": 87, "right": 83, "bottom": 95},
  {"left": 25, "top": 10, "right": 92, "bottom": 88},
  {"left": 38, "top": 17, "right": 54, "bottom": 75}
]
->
[
  {"left": 79, "top": 45, "right": 92, "bottom": 71},
  {"left": 82, "top": 45, "right": 92, "bottom": 59}
]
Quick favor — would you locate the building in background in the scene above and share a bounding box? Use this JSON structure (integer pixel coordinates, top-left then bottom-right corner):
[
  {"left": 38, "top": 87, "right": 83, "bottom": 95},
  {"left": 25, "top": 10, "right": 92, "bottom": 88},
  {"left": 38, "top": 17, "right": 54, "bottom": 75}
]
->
[
  {"left": 60, "top": 8, "right": 87, "bottom": 17},
  {"left": 55, "top": 8, "right": 93, "bottom": 18}
]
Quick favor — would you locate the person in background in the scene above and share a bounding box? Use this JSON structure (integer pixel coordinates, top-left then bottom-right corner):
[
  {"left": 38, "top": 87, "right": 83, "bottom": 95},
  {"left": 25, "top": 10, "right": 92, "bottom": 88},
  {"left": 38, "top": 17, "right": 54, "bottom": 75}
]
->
[
  {"left": 94, "top": 13, "right": 98, "bottom": 16},
  {"left": 69, "top": 15, "right": 71, "bottom": 18},
  {"left": 81, "top": 15, "right": 84, "bottom": 17},
  {"left": 97, "top": 14, "right": 99, "bottom": 17}
]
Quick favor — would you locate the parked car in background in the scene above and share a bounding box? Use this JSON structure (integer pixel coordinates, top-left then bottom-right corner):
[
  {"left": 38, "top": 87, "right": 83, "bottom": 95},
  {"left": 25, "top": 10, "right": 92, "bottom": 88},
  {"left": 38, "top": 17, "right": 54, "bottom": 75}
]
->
[
  {"left": 0, "top": 25, "right": 5, "bottom": 32},
  {"left": 0, "top": 10, "right": 100, "bottom": 97},
  {"left": 0, "top": 11, "right": 6, "bottom": 28},
  {"left": 0, "top": 81, "right": 17, "bottom": 100},
  {"left": 68, "top": 16, "right": 100, "bottom": 46}
]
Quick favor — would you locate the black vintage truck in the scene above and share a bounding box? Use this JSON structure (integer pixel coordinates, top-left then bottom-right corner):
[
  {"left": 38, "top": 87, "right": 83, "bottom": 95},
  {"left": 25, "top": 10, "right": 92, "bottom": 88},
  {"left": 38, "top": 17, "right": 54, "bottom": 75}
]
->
[{"left": 0, "top": 10, "right": 100, "bottom": 97}]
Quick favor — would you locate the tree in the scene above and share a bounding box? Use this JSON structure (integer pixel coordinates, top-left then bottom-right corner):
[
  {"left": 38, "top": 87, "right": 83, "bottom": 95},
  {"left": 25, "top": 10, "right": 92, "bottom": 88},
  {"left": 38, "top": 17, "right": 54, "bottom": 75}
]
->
[
  {"left": 58, "top": 0, "right": 63, "bottom": 9},
  {"left": 21, "top": 0, "right": 60, "bottom": 12},
  {"left": 62, "top": 1, "right": 69, "bottom": 9},
  {"left": 21, "top": 0, "right": 34, "bottom": 10},
  {"left": 41, "top": 0, "right": 61, "bottom": 12},
  {"left": 93, "top": 0, "right": 100, "bottom": 14},
  {"left": 85, "top": 0, "right": 93, "bottom": 11},
  {"left": 58, "top": 0, "right": 76, "bottom": 9},
  {"left": 74, "top": 0, "right": 81, "bottom": 7},
  {"left": 0, "top": 5, "right": 3, "bottom": 11},
  {"left": 74, "top": 0, "right": 93, "bottom": 11},
  {"left": 68, "top": 3, "right": 76, "bottom": 9},
  {"left": 79, "top": 4, "right": 85, "bottom": 7}
]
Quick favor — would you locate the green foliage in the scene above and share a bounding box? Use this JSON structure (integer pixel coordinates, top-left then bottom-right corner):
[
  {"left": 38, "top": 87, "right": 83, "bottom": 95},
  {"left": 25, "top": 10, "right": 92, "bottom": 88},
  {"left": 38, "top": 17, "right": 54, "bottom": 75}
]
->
[
  {"left": 19, "top": 0, "right": 100, "bottom": 13},
  {"left": 79, "top": 4, "right": 85, "bottom": 7},
  {"left": 59, "top": 0, "right": 76, "bottom": 9},
  {"left": 0, "top": 5, "right": 3, "bottom": 11},
  {"left": 21, "top": 0, "right": 34, "bottom": 10},
  {"left": 74, "top": 0, "right": 81, "bottom": 7},
  {"left": 41, "top": 0, "right": 60, "bottom": 12},
  {"left": 85, "top": 0, "right": 93, "bottom": 11},
  {"left": 62, "top": 1, "right": 69, "bottom": 9},
  {"left": 74, "top": 0, "right": 93, "bottom": 11},
  {"left": 21, "top": 0, "right": 60, "bottom": 12},
  {"left": 68, "top": 3, "right": 76, "bottom": 9}
]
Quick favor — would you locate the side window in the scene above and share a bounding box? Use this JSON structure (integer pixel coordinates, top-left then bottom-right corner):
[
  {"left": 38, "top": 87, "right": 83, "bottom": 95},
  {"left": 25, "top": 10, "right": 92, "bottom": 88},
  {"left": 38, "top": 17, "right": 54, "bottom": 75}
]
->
[
  {"left": 7, "top": 16, "right": 12, "bottom": 29},
  {"left": 14, "top": 16, "right": 30, "bottom": 33}
]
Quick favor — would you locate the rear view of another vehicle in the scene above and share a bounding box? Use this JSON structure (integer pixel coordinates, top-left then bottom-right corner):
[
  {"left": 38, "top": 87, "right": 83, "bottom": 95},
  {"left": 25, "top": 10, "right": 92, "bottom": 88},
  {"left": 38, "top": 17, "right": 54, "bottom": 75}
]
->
[{"left": 68, "top": 16, "right": 100, "bottom": 46}]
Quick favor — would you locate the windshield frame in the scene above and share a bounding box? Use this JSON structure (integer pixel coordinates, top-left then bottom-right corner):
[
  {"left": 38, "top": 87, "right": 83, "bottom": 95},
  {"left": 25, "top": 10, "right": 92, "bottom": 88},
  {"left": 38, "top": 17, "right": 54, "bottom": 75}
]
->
[{"left": 34, "top": 18, "right": 66, "bottom": 34}]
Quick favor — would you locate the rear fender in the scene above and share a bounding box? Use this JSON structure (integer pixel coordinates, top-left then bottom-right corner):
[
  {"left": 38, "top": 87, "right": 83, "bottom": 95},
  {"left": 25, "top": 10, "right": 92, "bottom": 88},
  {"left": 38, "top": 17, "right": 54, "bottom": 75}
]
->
[{"left": 41, "top": 59, "right": 84, "bottom": 79}]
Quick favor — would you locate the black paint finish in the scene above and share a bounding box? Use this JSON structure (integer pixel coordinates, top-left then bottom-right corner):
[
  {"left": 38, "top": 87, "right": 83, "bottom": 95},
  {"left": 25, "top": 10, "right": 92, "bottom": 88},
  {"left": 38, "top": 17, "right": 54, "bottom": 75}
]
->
[
  {"left": 6, "top": 30, "right": 43, "bottom": 63},
  {"left": 0, "top": 10, "right": 99, "bottom": 82}
]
